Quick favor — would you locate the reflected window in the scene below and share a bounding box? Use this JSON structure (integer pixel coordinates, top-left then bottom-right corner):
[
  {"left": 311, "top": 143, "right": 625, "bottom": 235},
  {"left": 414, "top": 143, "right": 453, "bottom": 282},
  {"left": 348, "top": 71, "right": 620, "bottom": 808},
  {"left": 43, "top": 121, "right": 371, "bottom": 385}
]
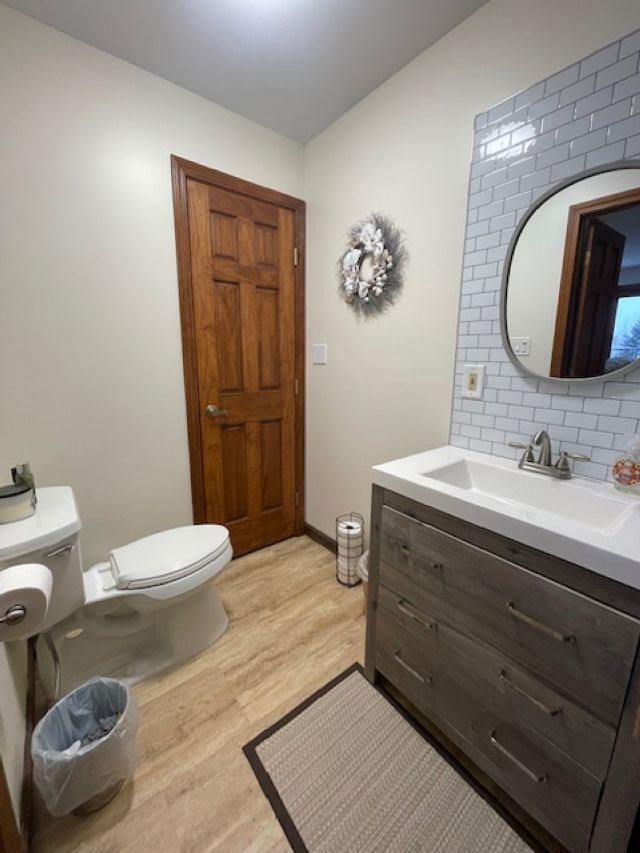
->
[{"left": 610, "top": 296, "right": 640, "bottom": 364}]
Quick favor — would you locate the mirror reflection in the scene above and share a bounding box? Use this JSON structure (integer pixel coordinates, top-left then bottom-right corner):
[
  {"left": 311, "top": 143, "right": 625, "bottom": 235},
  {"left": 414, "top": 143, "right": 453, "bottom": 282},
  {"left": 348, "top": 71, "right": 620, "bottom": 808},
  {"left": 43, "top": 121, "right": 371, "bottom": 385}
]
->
[{"left": 505, "top": 169, "right": 640, "bottom": 380}]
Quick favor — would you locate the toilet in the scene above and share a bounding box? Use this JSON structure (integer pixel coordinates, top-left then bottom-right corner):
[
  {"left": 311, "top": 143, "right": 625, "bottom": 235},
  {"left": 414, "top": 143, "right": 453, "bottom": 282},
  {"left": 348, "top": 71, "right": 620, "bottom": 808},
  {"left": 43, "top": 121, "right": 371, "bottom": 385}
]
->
[{"left": 0, "top": 486, "right": 232, "bottom": 698}]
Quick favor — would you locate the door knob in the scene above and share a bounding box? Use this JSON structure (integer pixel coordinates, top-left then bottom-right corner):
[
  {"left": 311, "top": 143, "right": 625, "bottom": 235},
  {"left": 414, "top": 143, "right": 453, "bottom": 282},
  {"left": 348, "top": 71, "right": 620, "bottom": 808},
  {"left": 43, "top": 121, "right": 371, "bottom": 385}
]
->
[{"left": 205, "top": 404, "right": 229, "bottom": 419}]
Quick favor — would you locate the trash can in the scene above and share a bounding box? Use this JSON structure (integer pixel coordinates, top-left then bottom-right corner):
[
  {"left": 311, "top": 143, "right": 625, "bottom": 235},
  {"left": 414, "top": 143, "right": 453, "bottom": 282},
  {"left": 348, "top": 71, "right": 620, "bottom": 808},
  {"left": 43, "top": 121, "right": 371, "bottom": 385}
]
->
[
  {"left": 32, "top": 677, "right": 138, "bottom": 817},
  {"left": 357, "top": 550, "right": 369, "bottom": 615}
]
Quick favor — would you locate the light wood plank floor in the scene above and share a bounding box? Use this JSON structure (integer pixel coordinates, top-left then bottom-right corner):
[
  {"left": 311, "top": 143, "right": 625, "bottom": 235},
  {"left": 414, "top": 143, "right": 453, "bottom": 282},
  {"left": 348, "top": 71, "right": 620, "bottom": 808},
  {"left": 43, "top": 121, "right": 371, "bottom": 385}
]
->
[{"left": 34, "top": 535, "right": 365, "bottom": 853}]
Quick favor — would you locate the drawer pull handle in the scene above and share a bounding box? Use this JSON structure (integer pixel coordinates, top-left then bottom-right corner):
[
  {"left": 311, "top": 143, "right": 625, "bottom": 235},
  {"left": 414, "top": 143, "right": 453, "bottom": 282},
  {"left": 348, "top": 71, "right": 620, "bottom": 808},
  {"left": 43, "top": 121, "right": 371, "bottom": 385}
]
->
[
  {"left": 394, "top": 651, "right": 431, "bottom": 684},
  {"left": 507, "top": 602, "right": 574, "bottom": 644},
  {"left": 499, "top": 670, "right": 562, "bottom": 717},
  {"left": 397, "top": 600, "right": 437, "bottom": 630},
  {"left": 489, "top": 731, "right": 547, "bottom": 784}
]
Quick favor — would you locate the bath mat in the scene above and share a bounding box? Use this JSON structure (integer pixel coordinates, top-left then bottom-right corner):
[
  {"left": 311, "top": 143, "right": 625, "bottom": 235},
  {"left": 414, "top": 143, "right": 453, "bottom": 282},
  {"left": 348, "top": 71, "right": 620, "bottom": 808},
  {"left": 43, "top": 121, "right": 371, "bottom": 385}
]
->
[{"left": 243, "top": 664, "right": 535, "bottom": 853}]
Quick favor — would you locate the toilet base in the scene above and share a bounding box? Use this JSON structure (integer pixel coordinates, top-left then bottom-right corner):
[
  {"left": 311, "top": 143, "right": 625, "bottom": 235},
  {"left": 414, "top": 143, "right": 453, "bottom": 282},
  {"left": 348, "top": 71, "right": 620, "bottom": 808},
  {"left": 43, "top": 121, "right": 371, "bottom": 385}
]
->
[{"left": 37, "top": 581, "right": 229, "bottom": 699}]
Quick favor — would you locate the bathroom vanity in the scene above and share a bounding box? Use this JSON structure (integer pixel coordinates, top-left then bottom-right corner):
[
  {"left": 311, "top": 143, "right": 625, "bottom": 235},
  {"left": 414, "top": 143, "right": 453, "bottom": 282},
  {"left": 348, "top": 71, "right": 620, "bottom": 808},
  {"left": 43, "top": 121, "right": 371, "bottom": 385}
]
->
[{"left": 365, "top": 447, "right": 640, "bottom": 853}]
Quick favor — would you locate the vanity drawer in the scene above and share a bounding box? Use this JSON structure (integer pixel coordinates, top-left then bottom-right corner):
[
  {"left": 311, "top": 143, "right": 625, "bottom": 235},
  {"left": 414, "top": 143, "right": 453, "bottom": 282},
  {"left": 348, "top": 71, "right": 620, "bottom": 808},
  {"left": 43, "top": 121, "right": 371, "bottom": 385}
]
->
[
  {"left": 434, "top": 623, "right": 603, "bottom": 853},
  {"left": 377, "top": 584, "right": 616, "bottom": 781},
  {"left": 376, "top": 589, "right": 604, "bottom": 852},
  {"left": 379, "top": 505, "right": 640, "bottom": 724},
  {"left": 375, "top": 588, "right": 439, "bottom": 716}
]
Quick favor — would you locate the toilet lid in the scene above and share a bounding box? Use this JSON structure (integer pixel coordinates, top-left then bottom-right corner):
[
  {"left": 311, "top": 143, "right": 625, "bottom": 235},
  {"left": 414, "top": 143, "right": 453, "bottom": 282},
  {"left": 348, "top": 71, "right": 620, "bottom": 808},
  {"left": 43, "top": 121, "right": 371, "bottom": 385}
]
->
[{"left": 110, "top": 525, "right": 230, "bottom": 590}]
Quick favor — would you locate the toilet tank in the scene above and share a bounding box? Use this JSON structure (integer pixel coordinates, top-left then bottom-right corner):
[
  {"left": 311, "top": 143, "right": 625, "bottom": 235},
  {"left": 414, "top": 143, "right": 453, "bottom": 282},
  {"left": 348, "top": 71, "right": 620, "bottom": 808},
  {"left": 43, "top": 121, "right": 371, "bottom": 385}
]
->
[{"left": 0, "top": 487, "right": 84, "bottom": 634}]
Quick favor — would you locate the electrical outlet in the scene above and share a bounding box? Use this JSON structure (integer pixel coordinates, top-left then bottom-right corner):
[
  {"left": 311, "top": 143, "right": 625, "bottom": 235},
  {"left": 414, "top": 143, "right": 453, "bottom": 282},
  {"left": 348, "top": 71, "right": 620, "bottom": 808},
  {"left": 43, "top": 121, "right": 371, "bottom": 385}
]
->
[
  {"left": 511, "top": 337, "right": 531, "bottom": 357},
  {"left": 462, "top": 364, "right": 485, "bottom": 399}
]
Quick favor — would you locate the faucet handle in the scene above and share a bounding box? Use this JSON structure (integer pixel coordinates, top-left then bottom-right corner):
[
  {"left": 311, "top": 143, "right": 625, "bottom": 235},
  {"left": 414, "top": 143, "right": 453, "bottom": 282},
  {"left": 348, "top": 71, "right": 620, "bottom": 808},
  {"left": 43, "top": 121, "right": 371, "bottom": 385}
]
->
[
  {"left": 508, "top": 442, "right": 536, "bottom": 462},
  {"left": 555, "top": 451, "right": 591, "bottom": 472}
]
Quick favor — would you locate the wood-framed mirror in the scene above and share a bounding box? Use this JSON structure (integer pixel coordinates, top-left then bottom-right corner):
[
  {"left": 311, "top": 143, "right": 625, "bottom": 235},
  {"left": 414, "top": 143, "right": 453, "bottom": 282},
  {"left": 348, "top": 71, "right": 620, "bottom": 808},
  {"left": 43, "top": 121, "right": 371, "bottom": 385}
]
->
[{"left": 501, "top": 161, "right": 640, "bottom": 382}]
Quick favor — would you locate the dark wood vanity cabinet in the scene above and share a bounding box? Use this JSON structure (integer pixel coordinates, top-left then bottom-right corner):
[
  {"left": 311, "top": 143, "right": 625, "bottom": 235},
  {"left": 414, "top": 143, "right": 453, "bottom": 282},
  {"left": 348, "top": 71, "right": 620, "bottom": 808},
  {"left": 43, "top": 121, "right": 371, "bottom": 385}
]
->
[{"left": 365, "top": 485, "right": 640, "bottom": 853}]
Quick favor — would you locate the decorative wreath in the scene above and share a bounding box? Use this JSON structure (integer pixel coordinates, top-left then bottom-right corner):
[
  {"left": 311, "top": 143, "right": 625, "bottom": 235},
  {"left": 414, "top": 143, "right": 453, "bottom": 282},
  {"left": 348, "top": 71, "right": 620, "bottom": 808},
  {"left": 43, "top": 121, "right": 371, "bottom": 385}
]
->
[{"left": 338, "top": 213, "right": 408, "bottom": 317}]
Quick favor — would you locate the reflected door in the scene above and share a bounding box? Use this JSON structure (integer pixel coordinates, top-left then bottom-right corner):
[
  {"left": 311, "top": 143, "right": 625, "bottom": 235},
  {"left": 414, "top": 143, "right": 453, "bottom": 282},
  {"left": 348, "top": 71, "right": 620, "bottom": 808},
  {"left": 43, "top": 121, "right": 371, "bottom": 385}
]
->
[
  {"left": 185, "top": 177, "right": 299, "bottom": 555},
  {"left": 568, "top": 219, "right": 626, "bottom": 377}
]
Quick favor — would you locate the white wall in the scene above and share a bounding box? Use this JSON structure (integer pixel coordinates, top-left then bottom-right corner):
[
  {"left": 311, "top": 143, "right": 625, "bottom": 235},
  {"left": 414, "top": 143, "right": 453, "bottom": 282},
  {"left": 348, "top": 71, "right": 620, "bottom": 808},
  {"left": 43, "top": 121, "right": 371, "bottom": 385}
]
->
[
  {"left": 0, "top": 4, "right": 303, "bottom": 831},
  {"left": 0, "top": 642, "right": 26, "bottom": 823},
  {"left": 508, "top": 170, "right": 640, "bottom": 375},
  {"left": 0, "top": 4, "right": 304, "bottom": 568},
  {"left": 304, "top": 0, "right": 640, "bottom": 540}
]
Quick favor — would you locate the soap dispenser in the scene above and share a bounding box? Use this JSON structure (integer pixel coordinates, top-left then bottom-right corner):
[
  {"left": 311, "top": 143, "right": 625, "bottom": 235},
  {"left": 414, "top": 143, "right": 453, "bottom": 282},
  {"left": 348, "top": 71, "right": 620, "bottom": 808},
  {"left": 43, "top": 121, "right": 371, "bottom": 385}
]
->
[{"left": 611, "top": 435, "right": 640, "bottom": 494}]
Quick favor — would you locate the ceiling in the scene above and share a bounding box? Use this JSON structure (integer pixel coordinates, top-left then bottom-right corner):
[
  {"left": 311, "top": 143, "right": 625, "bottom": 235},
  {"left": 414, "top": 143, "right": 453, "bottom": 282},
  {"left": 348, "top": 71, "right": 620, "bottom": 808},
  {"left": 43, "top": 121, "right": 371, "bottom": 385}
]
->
[
  {"left": 601, "top": 207, "right": 640, "bottom": 268},
  {"left": 3, "top": 0, "right": 487, "bottom": 142}
]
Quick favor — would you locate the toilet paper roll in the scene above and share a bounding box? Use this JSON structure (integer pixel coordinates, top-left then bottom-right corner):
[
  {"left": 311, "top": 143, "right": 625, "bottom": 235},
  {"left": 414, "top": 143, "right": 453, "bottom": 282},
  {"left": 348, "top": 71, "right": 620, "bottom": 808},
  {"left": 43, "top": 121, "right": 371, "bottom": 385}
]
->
[
  {"left": 0, "top": 564, "right": 52, "bottom": 642},
  {"left": 337, "top": 520, "right": 363, "bottom": 538}
]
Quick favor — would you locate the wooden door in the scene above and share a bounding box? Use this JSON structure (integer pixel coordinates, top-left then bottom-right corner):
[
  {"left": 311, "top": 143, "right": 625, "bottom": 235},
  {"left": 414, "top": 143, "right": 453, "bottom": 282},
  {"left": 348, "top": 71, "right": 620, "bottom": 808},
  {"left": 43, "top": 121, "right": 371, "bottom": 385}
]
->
[
  {"left": 172, "top": 158, "right": 304, "bottom": 556},
  {"left": 569, "top": 219, "right": 625, "bottom": 376},
  {"left": 552, "top": 186, "right": 640, "bottom": 378}
]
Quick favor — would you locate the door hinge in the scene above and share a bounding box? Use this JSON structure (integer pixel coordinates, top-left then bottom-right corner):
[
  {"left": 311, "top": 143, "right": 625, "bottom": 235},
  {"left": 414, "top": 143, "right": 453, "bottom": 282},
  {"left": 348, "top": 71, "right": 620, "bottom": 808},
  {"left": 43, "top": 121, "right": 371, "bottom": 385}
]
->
[
  {"left": 294, "top": 378, "right": 299, "bottom": 395},
  {"left": 295, "top": 491, "right": 300, "bottom": 507},
  {"left": 583, "top": 249, "right": 591, "bottom": 268},
  {"left": 294, "top": 247, "right": 299, "bottom": 267}
]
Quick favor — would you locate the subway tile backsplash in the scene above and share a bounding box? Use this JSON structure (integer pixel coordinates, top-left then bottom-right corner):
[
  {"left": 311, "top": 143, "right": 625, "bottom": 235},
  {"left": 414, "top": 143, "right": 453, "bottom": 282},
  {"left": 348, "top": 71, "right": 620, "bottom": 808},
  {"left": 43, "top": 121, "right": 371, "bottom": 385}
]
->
[{"left": 450, "top": 29, "right": 640, "bottom": 480}]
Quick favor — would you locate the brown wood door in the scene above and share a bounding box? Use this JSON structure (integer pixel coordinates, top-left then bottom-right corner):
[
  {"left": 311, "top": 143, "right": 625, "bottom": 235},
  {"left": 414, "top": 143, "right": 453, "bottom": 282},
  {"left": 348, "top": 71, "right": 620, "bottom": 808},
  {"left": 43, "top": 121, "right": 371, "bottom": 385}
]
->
[
  {"left": 563, "top": 219, "right": 625, "bottom": 377},
  {"left": 572, "top": 219, "right": 625, "bottom": 376},
  {"left": 551, "top": 186, "right": 640, "bottom": 378},
  {"left": 173, "top": 159, "right": 304, "bottom": 556}
]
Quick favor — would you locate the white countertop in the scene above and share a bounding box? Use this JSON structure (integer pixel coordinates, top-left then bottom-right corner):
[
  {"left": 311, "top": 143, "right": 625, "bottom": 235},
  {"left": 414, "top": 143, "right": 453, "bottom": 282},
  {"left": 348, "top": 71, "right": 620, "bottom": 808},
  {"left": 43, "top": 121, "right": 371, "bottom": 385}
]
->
[{"left": 372, "top": 445, "right": 640, "bottom": 592}]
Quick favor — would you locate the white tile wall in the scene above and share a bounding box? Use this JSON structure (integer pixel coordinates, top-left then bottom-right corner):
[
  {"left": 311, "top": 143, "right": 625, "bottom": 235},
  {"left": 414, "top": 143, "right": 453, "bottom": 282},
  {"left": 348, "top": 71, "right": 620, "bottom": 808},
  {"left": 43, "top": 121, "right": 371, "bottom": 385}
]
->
[{"left": 450, "top": 29, "right": 640, "bottom": 481}]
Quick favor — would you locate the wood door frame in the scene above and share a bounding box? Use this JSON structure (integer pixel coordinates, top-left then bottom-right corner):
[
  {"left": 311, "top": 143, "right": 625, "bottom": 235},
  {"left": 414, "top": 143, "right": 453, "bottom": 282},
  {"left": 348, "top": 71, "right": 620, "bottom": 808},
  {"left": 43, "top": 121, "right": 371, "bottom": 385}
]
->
[
  {"left": 171, "top": 156, "right": 305, "bottom": 534},
  {"left": 551, "top": 185, "right": 640, "bottom": 375}
]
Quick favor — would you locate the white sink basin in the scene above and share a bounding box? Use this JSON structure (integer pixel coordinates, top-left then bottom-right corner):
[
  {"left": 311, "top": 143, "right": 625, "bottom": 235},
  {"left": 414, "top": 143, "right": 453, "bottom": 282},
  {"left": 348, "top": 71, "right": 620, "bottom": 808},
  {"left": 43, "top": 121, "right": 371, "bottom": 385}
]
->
[
  {"left": 423, "top": 457, "right": 633, "bottom": 535},
  {"left": 372, "top": 446, "right": 640, "bottom": 591}
]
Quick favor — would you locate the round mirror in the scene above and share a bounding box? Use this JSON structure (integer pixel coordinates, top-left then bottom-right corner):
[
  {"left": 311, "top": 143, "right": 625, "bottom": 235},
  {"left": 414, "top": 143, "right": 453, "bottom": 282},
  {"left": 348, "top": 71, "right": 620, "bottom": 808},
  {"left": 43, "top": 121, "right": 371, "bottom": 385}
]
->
[{"left": 503, "top": 164, "right": 640, "bottom": 381}]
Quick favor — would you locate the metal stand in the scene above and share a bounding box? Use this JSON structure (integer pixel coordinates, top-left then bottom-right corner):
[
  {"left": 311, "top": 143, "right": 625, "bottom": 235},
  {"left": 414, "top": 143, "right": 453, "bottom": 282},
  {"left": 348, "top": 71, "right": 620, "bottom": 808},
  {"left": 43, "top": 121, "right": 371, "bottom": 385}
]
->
[{"left": 335, "top": 512, "right": 364, "bottom": 587}]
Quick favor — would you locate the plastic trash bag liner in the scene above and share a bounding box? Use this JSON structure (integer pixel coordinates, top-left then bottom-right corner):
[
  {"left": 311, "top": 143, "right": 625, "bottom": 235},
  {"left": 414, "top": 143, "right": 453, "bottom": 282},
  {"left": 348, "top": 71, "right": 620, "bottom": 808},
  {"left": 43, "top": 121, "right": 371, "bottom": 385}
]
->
[
  {"left": 357, "top": 550, "right": 369, "bottom": 582},
  {"left": 32, "top": 677, "right": 138, "bottom": 816}
]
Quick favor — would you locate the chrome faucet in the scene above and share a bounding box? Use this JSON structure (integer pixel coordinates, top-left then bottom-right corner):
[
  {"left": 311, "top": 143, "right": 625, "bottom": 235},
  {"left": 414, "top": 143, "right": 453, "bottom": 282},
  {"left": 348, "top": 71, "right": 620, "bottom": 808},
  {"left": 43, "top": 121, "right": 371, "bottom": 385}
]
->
[
  {"left": 509, "top": 430, "right": 590, "bottom": 479},
  {"left": 533, "top": 430, "right": 552, "bottom": 467}
]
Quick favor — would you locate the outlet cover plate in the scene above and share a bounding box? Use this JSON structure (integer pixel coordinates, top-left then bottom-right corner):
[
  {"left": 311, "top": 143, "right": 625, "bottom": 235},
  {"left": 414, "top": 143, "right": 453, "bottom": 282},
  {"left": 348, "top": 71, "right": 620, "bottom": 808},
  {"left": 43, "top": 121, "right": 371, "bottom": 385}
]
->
[{"left": 462, "top": 364, "right": 485, "bottom": 399}]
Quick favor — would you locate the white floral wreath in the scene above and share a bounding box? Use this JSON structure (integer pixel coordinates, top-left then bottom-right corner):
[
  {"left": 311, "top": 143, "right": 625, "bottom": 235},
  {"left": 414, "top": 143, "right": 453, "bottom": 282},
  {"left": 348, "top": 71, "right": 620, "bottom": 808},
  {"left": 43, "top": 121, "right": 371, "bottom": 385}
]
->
[
  {"left": 341, "top": 222, "right": 395, "bottom": 303},
  {"left": 338, "top": 214, "right": 407, "bottom": 317}
]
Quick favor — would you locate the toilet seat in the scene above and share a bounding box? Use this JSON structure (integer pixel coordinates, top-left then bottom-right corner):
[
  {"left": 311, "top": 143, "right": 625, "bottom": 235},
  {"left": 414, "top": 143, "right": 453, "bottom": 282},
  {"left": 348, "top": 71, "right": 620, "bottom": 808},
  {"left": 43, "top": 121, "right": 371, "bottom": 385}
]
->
[
  {"left": 110, "top": 525, "right": 230, "bottom": 590},
  {"left": 83, "top": 524, "right": 232, "bottom": 608}
]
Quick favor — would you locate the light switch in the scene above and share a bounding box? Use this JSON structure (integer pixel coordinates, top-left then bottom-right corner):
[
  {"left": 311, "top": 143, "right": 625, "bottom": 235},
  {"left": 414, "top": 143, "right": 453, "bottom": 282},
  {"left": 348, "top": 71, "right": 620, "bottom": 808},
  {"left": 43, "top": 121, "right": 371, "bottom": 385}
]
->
[
  {"left": 312, "top": 343, "right": 328, "bottom": 365},
  {"left": 511, "top": 337, "right": 531, "bottom": 357},
  {"left": 462, "top": 364, "right": 485, "bottom": 399}
]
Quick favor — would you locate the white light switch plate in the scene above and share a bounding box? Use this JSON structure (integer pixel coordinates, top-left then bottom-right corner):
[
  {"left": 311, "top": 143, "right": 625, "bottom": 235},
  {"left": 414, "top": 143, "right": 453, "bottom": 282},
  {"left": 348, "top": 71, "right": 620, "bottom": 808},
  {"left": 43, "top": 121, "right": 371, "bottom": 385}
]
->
[
  {"left": 511, "top": 337, "right": 531, "bottom": 356},
  {"left": 462, "top": 364, "right": 485, "bottom": 399},
  {"left": 312, "top": 343, "right": 328, "bottom": 365}
]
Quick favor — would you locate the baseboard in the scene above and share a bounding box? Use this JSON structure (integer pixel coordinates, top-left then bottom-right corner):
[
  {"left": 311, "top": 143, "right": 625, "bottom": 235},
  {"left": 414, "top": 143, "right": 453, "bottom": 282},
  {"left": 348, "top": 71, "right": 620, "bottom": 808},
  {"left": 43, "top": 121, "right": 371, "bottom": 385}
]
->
[
  {"left": 20, "top": 638, "right": 37, "bottom": 851},
  {"left": 304, "top": 523, "right": 336, "bottom": 555}
]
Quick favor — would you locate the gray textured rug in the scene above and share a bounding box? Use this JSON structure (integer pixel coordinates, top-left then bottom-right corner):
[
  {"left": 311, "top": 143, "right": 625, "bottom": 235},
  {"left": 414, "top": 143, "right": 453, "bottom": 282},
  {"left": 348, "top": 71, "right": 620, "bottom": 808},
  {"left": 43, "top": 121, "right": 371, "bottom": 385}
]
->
[{"left": 244, "top": 665, "right": 532, "bottom": 852}]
